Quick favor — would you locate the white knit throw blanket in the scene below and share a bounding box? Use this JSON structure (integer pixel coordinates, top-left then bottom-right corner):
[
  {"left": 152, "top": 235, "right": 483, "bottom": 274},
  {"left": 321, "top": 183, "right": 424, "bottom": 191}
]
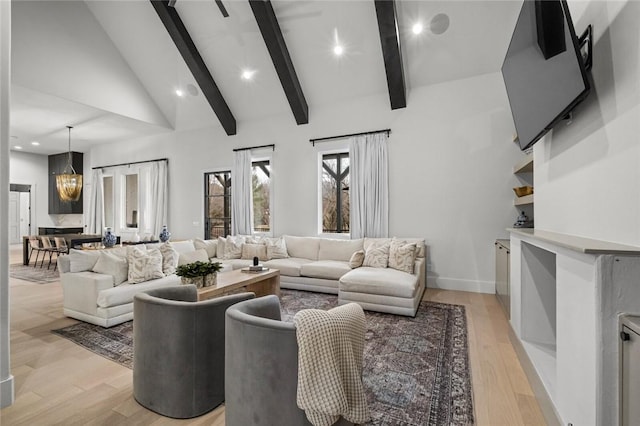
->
[{"left": 293, "top": 303, "right": 370, "bottom": 426}]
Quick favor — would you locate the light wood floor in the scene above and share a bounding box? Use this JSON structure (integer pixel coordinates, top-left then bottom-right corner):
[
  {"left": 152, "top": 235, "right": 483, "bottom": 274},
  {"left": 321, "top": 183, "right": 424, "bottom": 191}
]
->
[{"left": 1, "top": 245, "right": 546, "bottom": 425}]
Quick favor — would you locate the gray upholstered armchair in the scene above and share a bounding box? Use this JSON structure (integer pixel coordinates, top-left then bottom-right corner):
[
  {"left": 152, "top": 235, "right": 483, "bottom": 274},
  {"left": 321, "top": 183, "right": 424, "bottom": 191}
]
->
[
  {"left": 133, "top": 285, "right": 254, "bottom": 419},
  {"left": 225, "top": 295, "right": 353, "bottom": 426}
]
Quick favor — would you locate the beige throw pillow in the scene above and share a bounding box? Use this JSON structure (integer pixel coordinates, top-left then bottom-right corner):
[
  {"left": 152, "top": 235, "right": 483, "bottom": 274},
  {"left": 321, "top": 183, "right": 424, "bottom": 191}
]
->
[
  {"left": 127, "top": 247, "right": 164, "bottom": 284},
  {"left": 241, "top": 243, "right": 268, "bottom": 261},
  {"left": 363, "top": 241, "right": 390, "bottom": 268},
  {"left": 265, "top": 237, "right": 289, "bottom": 259},
  {"left": 160, "top": 242, "right": 179, "bottom": 275},
  {"left": 92, "top": 251, "right": 129, "bottom": 286},
  {"left": 178, "top": 248, "right": 209, "bottom": 266},
  {"left": 223, "top": 236, "right": 245, "bottom": 259},
  {"left": 68, "top": 249, "right": 101, "bottom": 273},
  {"left": 388, "top": 240, "right": 417, "bottom": 274},
  {"left": 349, "top": 250, "right": 365, "bottom": 269},
  {"left": 194, "top": 238, "right": 217, "bottom": 258}
]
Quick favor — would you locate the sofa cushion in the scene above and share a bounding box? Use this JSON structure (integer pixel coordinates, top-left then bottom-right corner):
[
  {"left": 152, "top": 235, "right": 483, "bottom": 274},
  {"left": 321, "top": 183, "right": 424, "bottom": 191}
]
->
[
  {"left": 300, "top": 260, "right": 352, "bottom": 281},
  {"left": 178, "top": 248, "right": 209, "bottom": 266},
  {"left": 170, "top": 240, "right": 196, "bottom": 254},
  {"left": 388, "top": 240, "right": 417, "bottom": 274},
  {"left": 224, "top": 236, "right": 246, "bottom": 259},
  {"left": 160, "top": 243, "right": 179, "bottom": 275},
  {"left": 241, "top": 243, "right": 268, "bottom": 262},
  {"left": 263, "top": 258, "right": 313, "bottom": 277},
  {"left": 362, "top": 240, "right": 390, "bottom": 268},
  {"left": 194, "top": 238, "right": 217, "bottom": 258},
  {"left": 92, "top": 251, "right": 129, "bottom": 286},
  {"left": 318, "top": 238, "right": 364, "bottom": 262},
  {"left": 224, "top": 259, "right": 253, "bottom": 270},
  {"left": 69, "top": 249, "right": 101, "bottom": 273},
  {"left": 393, "top": 237, "right": 426, "bottom": 258},
  {"left": 284, "top": 235, "right": 320, "bottom": 260},
  {"left": 339, "top": 267, "right": 418, "bottom": 298},
  {"left": 97, "top": 274, "right": 181, "bottom": 308},
  {"left": 128, "top": 247, "right": 164, "bottom": 284},
  {"left": 264, "top": 237, "right": 289, "bottom": 259},
  {"left": 349, "top": 250, "right": 365, "bottom": 269}
]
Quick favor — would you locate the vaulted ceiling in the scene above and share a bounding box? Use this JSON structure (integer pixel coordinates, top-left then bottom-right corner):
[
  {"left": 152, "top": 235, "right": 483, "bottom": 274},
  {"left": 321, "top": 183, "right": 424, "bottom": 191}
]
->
[{"left": 9, "top": 0, "right": 522, "bottom": 155}]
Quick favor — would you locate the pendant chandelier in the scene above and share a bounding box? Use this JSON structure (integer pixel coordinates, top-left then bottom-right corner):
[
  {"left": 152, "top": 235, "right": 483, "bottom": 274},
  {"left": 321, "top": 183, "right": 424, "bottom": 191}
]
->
[{"left": 56, "top": 126, "right": 83, "bottom": 202}]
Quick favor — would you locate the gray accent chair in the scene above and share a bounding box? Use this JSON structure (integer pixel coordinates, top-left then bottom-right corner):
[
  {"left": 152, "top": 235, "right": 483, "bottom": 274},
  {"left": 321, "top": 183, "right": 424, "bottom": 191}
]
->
[
  {"left": 225, "top": 295, "right": 353, "bottom": 426},
  {"left": 133, "top": 285, "right": 254, "bottom": 419}
]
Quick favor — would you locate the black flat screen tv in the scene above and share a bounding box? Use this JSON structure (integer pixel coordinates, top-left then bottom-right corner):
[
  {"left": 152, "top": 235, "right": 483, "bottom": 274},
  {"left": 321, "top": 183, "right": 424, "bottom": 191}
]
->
[{"left": 502, "top": 0, "right": 590, "bottom": 151}]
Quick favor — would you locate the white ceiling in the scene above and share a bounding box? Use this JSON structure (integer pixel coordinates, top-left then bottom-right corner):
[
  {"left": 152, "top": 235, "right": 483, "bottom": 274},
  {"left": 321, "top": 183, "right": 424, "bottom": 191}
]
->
[{"left": 9, "top": 0, "right": 522, "bottom": 155}]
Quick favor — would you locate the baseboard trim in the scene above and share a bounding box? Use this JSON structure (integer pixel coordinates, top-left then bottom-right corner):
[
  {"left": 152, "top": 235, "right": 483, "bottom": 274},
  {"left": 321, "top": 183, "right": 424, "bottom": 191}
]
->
[
  {"left": 426, "top": 275, "right": 494, "bottom": 294},
  {"left": 1, "top": 374, "right": 14, "bottom": 408},
  {"left": 508, "top": 325, "right": 561, "bottom": 426}
]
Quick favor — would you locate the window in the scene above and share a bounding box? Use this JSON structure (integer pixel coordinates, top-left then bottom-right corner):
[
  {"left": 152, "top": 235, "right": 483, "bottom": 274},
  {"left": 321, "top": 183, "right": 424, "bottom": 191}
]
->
[
  {"left": 204, "top": 171, "right": 231, "bottom": 239},
  {"left": 204, "top": 160, "right": 272, "bottom": 238},
  {"left": 252, "top": 160, "right": 271, "bottom": 233},
  {"left": 103, "top": 176, "right": 114, "bottom": 228},
  {"left": 321, "top": 152, "right": 350, "bottom": 233}
]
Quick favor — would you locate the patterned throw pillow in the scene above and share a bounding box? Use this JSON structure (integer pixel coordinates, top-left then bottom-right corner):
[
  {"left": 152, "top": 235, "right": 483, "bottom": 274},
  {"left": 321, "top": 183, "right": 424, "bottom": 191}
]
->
[
  {"left": 241, "top": 243, "right": 268, "bottom": 261},
  {"left": 194, "top": 238, "right": 217, "bottom": 258},
  {"left": 264, "top": 237, "right": 289, "bottom": 259},
  {"left": 223, "top": 236, "right": 245, "bottom": 259},
  {"left": 362, "top": 241, "right": 390, "bottom": 268},
  {"left": 388, "top": 240, "right": 417, "bottom": 274},
  {"left": 92, "top": 251, "right": 129, "bottom": 286},
  {"left": 127, "top": 247, "right": 164, "bottom": 284},
  {"left": 349, "top": 250, "right": 365, "bottom": 269},
  {"left": 159, "top": 242, "right": 179, "bottom": 275}
]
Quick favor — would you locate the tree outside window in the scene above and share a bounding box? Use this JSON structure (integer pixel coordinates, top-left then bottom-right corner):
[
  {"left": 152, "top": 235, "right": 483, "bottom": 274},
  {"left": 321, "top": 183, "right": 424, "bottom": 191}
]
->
[
  {"left": 204, "top": 171, "right": 231, "bottom": 238},
  {"left": 322, "top": 153, "right": 349, "bottom": 233},
  {"left": 252, "top": 160, "right": 270, "bottom": 233}
]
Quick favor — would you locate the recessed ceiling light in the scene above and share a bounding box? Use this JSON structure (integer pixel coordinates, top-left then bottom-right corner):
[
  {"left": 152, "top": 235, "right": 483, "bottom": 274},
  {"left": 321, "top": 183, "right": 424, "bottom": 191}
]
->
[
  {"left": 241, "top": 69, "right": 256, "bottom": 81},
  {"left": 31, "top": 141, "right": 40, "bottom": 146},
  {"left": 175, "top": 89, "right": 185, "bottom": 97},
  {"left": 14, "top": 145, "right": 23, "bottom": 150},
  {"left": 412, "top": 22, "right": 424, "bottom": 35},
  {"left": 333, "top": 44, "right": 344, "bottom": 57}
]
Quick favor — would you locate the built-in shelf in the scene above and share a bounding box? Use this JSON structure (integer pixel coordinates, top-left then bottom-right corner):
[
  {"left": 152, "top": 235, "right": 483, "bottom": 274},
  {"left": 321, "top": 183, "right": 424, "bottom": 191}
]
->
[
  {"left": 509, "top": 228, "right": 640, "bottom": 255},
  {"left": 514, "top": 194, "right": 534, "bottom": 206},
  {"left": 513, "top": 155, "right": 534, "bottom": 173}
]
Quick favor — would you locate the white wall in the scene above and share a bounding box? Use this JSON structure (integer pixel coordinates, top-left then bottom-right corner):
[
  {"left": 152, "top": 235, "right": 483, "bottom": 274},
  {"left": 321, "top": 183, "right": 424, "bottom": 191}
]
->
[
  {"left": 89, "top": 71, "right": 524, "bottom": 292},
  {"left": 535, "top": 0, "right": 640, "bottom": 246},
  {"left": 9, "top": 151, "right": 83, "bottom": 232}
]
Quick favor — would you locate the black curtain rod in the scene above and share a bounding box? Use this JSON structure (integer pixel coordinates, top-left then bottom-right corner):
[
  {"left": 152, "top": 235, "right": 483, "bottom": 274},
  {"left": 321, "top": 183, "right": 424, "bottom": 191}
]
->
[
  {"left": 92, "top": 158, "right": 168, "bottom": 170},
  {"left": 309, "top": 128, "right": 391, "bottom": 146},
  {"left": 232, "top": 144, "right": 275, "bottom": 152}
]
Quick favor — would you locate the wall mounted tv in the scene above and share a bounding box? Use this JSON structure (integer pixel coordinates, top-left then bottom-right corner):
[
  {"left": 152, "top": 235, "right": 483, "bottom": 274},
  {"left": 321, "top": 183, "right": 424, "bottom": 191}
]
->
[{"left": 502, "top": 0, "right": 590, "bottom": 151}]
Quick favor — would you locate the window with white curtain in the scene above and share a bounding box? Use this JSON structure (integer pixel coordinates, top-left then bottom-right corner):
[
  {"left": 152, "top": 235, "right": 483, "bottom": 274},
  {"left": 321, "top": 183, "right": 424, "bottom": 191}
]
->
[{"left": 319, "top": 151, "right": 350, "bottom": 234}]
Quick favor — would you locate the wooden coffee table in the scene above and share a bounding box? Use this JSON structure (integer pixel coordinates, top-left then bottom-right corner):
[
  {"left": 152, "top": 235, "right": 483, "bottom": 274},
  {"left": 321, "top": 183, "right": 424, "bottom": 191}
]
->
[{"left": 197, "top": 268, "right": 280, "bottom": 301}]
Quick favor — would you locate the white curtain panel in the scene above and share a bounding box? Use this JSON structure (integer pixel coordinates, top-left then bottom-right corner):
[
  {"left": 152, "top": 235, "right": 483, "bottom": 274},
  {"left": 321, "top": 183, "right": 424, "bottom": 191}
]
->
[
  {"left": 232, "top": 150, "right": 254, "bottom": 235},
  {"left": 148, "top": 161, "right": 168, "bottom": 238},
  {"left": 349, "top": 133, "right": 389, "bottom": 238},
  {"left": 87, "top": 168, "right": 104, "bottom": 234}
]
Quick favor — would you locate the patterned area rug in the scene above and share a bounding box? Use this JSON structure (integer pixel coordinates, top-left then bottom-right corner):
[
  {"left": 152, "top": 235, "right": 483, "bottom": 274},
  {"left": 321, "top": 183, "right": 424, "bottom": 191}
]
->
[
  {"left": 10, "top": 262, "right": 60, "bottom": 284},
  {"left": 53, "top": 289, "right": 474, "bottom": 425}
]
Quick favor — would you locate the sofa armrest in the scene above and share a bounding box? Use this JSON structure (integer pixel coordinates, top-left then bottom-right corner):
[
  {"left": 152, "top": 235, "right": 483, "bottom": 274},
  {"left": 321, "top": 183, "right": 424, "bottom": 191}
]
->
[
  {"left": 61, "top": 272, "right": 114, "bottom": 316},
  {"left": 414, "top": 257, "right": 426, "bottom": 290}
]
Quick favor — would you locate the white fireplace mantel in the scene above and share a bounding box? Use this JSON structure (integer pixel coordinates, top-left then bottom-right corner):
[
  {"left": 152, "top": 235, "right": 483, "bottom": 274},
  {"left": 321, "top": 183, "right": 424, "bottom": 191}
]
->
[{"left": 509, "top": 228, "right": 640, "bottom": 426}]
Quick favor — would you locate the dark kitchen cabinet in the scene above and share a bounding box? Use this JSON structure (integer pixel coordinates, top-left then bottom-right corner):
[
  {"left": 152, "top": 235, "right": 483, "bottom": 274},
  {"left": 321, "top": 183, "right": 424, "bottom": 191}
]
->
[{"left": 48, "top": 152, "right": 83, "bottom": 214}]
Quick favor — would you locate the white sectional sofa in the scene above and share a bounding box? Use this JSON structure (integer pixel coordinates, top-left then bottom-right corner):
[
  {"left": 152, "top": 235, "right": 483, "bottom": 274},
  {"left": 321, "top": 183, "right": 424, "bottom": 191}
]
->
[{"left": 58, "top": 235, "right": 426, "bottom": 327}]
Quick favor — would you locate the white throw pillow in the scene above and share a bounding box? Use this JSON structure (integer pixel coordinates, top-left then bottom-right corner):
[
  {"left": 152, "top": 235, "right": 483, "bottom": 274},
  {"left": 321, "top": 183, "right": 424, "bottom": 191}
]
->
[
  {"left": 160, "top": 242, "right": 179, "bottom": 275},
  {"left": 223, "top": 236, "right": 245, "bottom": 259},
  {"left": 92, "top": 251, "right": 129, "bottom": 286},
  {"left": 241, "top": 243, "right": 268, "bottom": 261},
  {"left": 68, "top": 249, "right": 101, "bottom": 273},
  {"left": 170, "top": 240, "right": 196, "bottom": 254},
  {"left": 178, "top": 248, "right": 209, "bottom": 266},
  {"left": 349, "top": 250, "right": 365, "bottom": 269},
  {"left": 264, "top": 237, "right": 289, "bottom": 259},
  {"left": 194, "top": 238, "right": 217, "bottom": 258},
  {"left": 217, "top": 237, "right": 226, "bottom": 258},
  {"left": 388, "top": 240, "right": 417, "bottom": 274},
  {"left": 127, "top": 247, "right": 164, "bottom": 284},
  {"left": 363, "top": 241, "right": 390, "bottom": 268}
]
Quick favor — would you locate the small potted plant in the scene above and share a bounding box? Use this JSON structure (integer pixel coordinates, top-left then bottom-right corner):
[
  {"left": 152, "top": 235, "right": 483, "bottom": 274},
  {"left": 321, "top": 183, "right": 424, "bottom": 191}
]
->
[{"left": 176, "top": 261, "right": 223, "bottom": 288}]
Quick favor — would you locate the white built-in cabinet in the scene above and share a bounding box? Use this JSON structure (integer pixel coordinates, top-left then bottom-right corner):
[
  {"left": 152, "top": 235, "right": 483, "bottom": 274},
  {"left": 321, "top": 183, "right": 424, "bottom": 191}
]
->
[{"left": 620, "top": 315, "right": 640, "bottom": 426}]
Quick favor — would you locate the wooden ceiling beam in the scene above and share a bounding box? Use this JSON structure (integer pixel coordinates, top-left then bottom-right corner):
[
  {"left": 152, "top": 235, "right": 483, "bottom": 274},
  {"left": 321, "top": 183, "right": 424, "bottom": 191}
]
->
[
  {"left": 249, "top": 0, "right": 309, "bottom": 125},
  {"left": 151, "top": 0, "right": 236, "bottom": 135},
  {"left": 374, "top": 0, "right": 407, "bottom": 110}
]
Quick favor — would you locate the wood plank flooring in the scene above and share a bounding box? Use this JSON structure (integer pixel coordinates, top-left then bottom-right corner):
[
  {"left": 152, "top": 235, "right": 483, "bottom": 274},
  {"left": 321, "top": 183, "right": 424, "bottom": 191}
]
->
[{"left": 1, "top": 245, "right": 546, "bottom": 425}]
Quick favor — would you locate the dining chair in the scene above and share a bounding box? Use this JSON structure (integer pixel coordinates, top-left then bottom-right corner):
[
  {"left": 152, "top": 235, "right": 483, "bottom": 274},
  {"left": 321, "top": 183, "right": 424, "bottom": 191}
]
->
[
  {"left": 54, "top": 237, "right": 69, "bottom": 255},
  {"left": 39, "top": 236, "right": 59, "bottom": 270},
  {"left": 28, "top": 236, "right": 46, "bottom": 268}
]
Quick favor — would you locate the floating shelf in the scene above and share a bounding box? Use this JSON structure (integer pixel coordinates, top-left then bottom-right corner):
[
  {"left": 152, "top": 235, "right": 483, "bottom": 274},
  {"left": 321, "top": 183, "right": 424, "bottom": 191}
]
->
[
  {"left": 514, "top": 194, "right": 534, "bottom": 206},
  {"left": 513, "top": 155, "right": 534, "bottom": 174}
]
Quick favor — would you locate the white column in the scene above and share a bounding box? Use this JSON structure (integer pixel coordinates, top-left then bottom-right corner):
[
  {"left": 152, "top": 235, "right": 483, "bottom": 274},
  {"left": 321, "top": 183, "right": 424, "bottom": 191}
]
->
[{"left": 0, "top": 0, "right": 14, "bottom": 408}]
